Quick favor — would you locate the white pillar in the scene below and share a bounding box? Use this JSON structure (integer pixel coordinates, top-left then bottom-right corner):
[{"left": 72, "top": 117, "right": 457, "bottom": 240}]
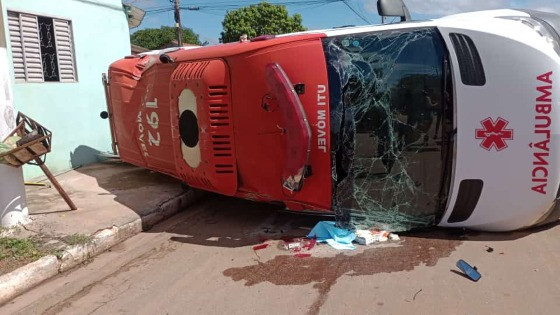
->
[{"left": 1, "top": 1, "right": 29, "bottom": 227}]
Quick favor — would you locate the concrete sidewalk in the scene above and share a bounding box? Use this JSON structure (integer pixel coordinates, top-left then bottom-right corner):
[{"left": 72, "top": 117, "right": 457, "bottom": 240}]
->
[
  {"left": 0, "top": 161, "right": 205, "bottom": 305},
  {"left": 25, "top": 162, "right": 192, "bottom": 234}
]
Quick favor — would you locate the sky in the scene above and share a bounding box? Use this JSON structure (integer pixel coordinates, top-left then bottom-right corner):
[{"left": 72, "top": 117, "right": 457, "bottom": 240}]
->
[{"left": 125, "top": 0, "right": 560, "bottom": 44}]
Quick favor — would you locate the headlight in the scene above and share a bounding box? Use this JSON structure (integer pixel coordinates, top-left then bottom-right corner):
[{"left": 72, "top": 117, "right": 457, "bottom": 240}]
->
[{"left": 501, "top": 16, "right": 560, "bottom": 56}]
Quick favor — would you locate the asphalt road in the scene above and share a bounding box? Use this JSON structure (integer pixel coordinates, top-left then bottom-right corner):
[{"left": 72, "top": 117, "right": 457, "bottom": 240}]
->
[{"left": 3, "top": 196, "right": 560, "bottom": 315}]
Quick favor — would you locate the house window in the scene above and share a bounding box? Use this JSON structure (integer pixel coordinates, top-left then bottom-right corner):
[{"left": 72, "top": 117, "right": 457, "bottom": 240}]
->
[{"left": 7, "top": 11, "right": 77, "bottom": 83}]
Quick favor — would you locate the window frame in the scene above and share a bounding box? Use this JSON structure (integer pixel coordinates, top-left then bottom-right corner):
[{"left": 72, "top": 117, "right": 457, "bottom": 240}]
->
[{"left": 6, "top": 10, "right": 78, "bottom": 83}]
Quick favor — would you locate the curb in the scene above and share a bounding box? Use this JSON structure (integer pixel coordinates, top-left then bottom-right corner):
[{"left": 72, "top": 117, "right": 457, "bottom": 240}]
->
[
  {"left": 0, "top": 188, "right": 206, "bottom": 306},
  {"left": 0, "top": 256, "right": 59, "bottom": 305}
]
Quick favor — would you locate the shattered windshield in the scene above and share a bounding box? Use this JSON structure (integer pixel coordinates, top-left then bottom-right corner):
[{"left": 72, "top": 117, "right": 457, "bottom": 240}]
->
[{"left": 324, "top": 27, "right": 451, "bottom": 231}]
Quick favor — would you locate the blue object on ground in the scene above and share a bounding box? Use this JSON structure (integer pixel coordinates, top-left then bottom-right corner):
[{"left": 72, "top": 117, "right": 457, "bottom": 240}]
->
[
  {"left": 307, "top": 221, "right": 356, "bottom": 250},
  {"left": 456, "top": 259, "right": 481, "bottom": 281}
]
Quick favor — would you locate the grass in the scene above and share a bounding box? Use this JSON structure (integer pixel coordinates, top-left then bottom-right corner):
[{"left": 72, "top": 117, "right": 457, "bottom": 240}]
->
[
  {"left": 0, "top": 233, "right": 92, "bottom": 262},
  {"left": 0, "top": 233, "right": 93, "bottom": 274},
  {"left": 63, "top": 233, "right": 93, "bottom": 246},
  {"left": 0, "top": 237, "right": 65, "bottom": 275},
  {"left": 0, "top": 237, "right": 43, "bottom": 261}
]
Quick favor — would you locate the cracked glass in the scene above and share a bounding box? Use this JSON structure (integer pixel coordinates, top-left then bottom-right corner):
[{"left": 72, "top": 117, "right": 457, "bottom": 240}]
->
[{"left": 323, "top": 27, "right": 453, "bottom": 231}]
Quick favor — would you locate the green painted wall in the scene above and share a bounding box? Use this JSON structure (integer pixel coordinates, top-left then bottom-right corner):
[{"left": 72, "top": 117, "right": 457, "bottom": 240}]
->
[{"left": 1, "top": 0, "right": 131, "bottom": 178}]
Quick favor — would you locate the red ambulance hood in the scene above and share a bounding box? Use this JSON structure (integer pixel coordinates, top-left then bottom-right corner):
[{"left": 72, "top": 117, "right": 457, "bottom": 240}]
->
[{"left": 108, "top": 34, "right": 333, "bottom": 211}]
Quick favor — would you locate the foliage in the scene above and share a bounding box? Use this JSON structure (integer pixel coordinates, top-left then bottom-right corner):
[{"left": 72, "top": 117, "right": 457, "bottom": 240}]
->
[
  {"left": 130, "top": 26, "right": 202, "bottom": 50},
  {"left": 221, "top": 1, "right": 307, "bottom": 43}
]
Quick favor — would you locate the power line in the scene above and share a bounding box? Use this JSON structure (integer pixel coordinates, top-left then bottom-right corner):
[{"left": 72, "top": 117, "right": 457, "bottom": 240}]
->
[
  {"left": 341, "top": 0, "right": 371, "bottom": 24},
  {"left": 146, "top": 1, "right": 338, "bottom": 12},
  {"left": 143, "top": 0, "right": 374, "bottom": 26}
]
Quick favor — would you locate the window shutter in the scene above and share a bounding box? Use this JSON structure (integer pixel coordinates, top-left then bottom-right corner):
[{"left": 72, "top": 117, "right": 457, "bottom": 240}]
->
[
  {"left": 19, "top": 14, "right": 43, "bottom": 82},
  {"left": 7, "top": 12, "right": 26, "bottom": 81},
  {"left": 53, "top": 19, "right": 76, "bottom": 82}
]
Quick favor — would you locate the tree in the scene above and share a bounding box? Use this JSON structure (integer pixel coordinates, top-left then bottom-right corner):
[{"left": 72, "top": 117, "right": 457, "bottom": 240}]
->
[
  {"left": 221, "top": 2, "right": 307, "bottom": 43},
  {"left": 130, "top": 26, "right": 201, "bottom": 50}
]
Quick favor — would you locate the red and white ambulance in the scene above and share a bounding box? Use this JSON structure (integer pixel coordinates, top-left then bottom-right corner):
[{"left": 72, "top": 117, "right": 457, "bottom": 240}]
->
[{"left": 104, "top": 1, "right": 560, "bottom": 231}]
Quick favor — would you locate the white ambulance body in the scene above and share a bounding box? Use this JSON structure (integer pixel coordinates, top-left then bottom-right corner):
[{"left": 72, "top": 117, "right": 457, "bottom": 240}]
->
[{"left": 435, "top": 10, "right": 560, "bottom": 230}]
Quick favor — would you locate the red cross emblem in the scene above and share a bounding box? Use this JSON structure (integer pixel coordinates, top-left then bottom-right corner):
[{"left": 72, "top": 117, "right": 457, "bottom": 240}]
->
[{"left": 475, "top": 117, "right": 513, "bottom": 151}]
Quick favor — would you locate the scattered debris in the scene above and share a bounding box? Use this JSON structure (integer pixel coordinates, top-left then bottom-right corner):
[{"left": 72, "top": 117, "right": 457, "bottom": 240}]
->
[
  {"left": 303, "top": 237, "right": 316, "bottom": 251},
  {"left": 251, "top": 222, "right": 401, "bottom": 257},
  {"left": 304, "top": 222, "right": 402, "bottom": 250},
  {"left": 284, "top": 240, "right": 302, "bottom": 251},
  {"left": 252, "top": 244, "right": 269, "bottom": 251},
  {"left": 355, "top": 230, "right": 386, "bottom": 245},
  {"left": 283, "top": 237, "right": 316, "bottom": 257},
  {"left": 355, "top": 230, "right": 400, "bottom": 245},
  {"left": 307, "top": 221, "right": 356, "bottom": 250},
  {"left": 456, "top": 259, "right": 481, "bottom": 282}
]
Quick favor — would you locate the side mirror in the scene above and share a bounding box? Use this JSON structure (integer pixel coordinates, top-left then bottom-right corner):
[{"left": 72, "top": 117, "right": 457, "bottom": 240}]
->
[{"left": 377, "top": 0, "right": 411, "bottom": 23}]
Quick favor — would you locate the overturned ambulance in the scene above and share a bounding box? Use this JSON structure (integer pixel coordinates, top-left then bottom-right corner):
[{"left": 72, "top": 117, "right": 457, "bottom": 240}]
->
[{"left": 104, "top": 1, "right": 560, "bottom": 232}]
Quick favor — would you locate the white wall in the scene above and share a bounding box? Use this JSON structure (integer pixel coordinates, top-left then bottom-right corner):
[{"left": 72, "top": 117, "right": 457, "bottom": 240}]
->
[{"left": 0, "top": 0, "right": 29, "bottom": 228}]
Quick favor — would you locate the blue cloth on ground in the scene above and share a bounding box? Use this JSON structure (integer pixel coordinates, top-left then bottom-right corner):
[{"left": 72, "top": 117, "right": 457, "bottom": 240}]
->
[{"left": 307, "top": 221, "right": 356, "bottom": 250}]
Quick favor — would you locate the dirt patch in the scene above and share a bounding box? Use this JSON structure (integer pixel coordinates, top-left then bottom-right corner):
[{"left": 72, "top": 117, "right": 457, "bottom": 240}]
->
[{"left": 223, "top": 230, "right": 463, "bottom": 314}]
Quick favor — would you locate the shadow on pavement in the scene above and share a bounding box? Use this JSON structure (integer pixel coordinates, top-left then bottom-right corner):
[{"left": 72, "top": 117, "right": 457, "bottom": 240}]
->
[
  {"left": 73, "top": 161, "right": 184, "bottom": 218},
  {"left": 159, "top": 196, "right": 326, "bottom": 248},
  {"left": 402, "top": 220, "right": 560, "bottom": 243},
  {"left": 142, "top": 193, "right": 559, "bottom": 248}
]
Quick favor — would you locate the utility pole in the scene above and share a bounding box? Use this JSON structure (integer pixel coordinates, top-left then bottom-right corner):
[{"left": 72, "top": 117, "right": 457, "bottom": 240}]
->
[{"left": 174, "top": 0, "right": 183, "bottom": 46}]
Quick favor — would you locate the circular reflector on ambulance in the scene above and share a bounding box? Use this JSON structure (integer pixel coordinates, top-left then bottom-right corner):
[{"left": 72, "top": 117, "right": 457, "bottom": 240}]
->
[{"left": 178, "top": 89, "right": 201, "bottom": 168}]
